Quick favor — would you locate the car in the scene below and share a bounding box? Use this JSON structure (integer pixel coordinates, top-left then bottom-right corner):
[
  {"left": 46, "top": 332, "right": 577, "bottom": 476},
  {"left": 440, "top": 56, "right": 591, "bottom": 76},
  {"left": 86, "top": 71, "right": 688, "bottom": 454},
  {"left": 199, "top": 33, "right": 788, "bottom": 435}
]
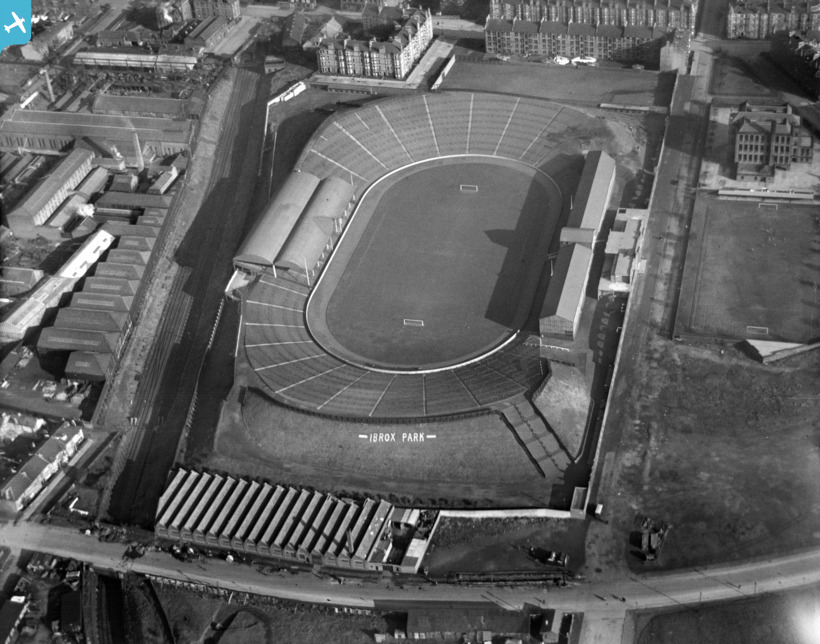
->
[
  {"left": 554, "top": 55, "right": 570, "bottom": 65},
  {"left": 571, "top": 55, "right": 597, "bottom": 65},
  {"left": 632, "top": 64, "right": 645, "bottom": 70},
  {"left": 546, "top": 551, "right": 570, "bottom": 568}
]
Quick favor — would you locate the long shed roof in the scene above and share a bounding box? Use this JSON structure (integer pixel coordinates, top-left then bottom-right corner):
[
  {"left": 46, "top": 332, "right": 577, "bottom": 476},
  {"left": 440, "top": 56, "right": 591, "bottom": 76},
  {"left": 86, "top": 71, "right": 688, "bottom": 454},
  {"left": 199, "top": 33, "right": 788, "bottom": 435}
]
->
[
  {"left": 234, "top": 172, "right": 321, "bottom": 270},
  {"left": 275, "top": 176, "right": 352, "bottom": 272},
  {"left": 540, "top": 243, "right": 593, "bottom": 323}
]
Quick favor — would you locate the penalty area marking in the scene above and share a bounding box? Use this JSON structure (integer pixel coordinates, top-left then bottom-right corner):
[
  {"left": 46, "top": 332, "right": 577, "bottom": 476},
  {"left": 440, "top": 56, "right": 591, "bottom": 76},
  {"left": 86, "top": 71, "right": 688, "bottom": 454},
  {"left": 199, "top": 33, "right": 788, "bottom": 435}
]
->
[
  {"left": 460, "top": 184, "right": 478, "bottom": 192},
  {"left": 404, "top": 319, "right": 424, "bottom": 327}
]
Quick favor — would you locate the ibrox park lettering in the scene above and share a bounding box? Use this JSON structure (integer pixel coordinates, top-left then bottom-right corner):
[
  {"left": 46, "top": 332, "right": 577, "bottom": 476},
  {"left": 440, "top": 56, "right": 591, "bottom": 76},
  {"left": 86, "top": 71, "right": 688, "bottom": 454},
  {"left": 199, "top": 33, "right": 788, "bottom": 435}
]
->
[{"left": 364, "top": 432, "right": 427, "bottom": 442}]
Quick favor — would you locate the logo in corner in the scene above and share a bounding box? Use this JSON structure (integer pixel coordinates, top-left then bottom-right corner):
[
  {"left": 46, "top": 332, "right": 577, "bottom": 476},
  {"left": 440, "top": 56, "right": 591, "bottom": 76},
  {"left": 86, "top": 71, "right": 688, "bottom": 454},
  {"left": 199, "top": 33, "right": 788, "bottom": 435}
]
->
[{"left": 1, "top": 0, "right": 32, "bottom": 54}]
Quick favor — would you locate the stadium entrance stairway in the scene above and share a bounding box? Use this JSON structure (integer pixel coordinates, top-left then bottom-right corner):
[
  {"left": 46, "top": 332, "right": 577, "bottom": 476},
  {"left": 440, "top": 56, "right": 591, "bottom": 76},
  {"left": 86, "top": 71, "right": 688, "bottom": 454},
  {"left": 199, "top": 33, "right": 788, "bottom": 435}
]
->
[{"left": 500, "top": 397, "right": 571, "bottom": 479}]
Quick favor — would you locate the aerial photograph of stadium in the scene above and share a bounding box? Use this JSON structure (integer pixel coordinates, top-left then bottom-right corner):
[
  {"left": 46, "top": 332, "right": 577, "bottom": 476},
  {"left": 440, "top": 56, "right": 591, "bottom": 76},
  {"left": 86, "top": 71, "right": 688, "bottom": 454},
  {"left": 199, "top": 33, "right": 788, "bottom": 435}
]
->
[{"left": 0, "top": 0, "right": 819, "bottom": 641}]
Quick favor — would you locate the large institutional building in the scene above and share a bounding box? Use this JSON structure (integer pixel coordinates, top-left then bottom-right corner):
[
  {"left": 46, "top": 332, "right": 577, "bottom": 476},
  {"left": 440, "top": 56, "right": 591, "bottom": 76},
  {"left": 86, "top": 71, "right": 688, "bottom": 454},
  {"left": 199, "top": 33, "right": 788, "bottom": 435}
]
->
[
  {"left": 316, "top": 9, "right": 433, "bottom": 79},
  {"left": 484, "top": 19, "right": 670, "bottom": 63},
  {"left": 490, "top": 0, "right": 697, "bottom": 32},
  {"left": 726, "top": 0, "right": 820, "bottom": 39},
  {"left": 732, "top": 102, "right": 814, "bottom": 182}
]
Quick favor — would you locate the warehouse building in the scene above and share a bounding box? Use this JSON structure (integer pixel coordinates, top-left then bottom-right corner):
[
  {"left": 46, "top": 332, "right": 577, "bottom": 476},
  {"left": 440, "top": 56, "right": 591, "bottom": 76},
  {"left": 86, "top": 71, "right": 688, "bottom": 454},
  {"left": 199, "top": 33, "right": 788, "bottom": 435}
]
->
[
  {"left": 155, "top": 469, "right": 440, "bottom": 573},
  {"left": 0, "top": 267, "right": 44, "bottom": 298},
  {"left": 0, "top": 109, "right": 194, "bottom": 158},
  {"left": 185, "top": 16, "right": 231, "bottom": 48},
  {"left": 74, "top": 49, "right": 199, "bottom": 74},
  {"left": 539, "top": 243, "right": 594, "bottom": 339},
  {"left": 5, "top": 149, "right": 94, "bottom": 239},
  {"left": 0, "top": 230, "right": 115, "bottom": 342}
]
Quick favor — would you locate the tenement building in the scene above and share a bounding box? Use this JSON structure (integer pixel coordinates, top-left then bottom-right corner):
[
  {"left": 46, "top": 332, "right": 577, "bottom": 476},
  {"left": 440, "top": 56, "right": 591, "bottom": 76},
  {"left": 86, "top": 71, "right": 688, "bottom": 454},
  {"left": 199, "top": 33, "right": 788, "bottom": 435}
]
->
[
  {"left": 770, "top": 30, "right": 820, "bottom": 98},
  {"left": 484, "top": 18, "right": 669, "bottom": 64},
  {"left": 317, "top": 9, "right": 432, "bottom": 79},
  {"left": 192, "top": 0, "right": 240, "bottom": 20},
  {"left": 732, "top": 102, "right": 814, "bottom": 182},
  {"left": 490, "top": 0, "right": 697, "bottom": 33},
  {"left": 726, "top": 0, "right": 820, "bottom": 39}
]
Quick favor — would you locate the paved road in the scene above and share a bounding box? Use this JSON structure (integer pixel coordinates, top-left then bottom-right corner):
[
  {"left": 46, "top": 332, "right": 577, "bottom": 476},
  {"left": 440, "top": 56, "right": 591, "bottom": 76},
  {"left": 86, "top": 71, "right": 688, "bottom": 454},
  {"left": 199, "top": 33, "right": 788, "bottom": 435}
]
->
[{"left": 3, "top": 522, "right": 820, "bottom": 620}]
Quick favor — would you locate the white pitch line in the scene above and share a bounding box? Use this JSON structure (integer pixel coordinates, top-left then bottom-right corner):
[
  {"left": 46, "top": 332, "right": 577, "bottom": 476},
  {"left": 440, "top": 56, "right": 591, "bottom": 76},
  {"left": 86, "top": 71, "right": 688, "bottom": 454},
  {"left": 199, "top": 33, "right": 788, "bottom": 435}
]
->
[
  {"left": 259, "top": 279, "right": 309, "bottom": 296},
  {"left": 246, "top": 341, "right": 314, "bottom": 348},
  {"left": 277, "top": 364, "right": 346, "bottom": 394},
  {"left": 245, "top": 323, "right": 305, "bottom": 328},
  {"left": 247, "top": 300, "right": 303, "bottom": 312},
  {"left": 255, "top": 354, "right": 325, "bottom": 371}
]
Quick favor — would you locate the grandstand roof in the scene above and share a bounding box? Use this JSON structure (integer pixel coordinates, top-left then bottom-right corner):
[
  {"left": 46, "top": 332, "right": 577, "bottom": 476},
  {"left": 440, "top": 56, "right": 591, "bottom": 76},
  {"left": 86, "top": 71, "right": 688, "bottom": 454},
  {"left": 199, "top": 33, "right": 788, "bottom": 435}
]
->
[
  {"left": 540, "top": 243, "right": 593, "bottom": 323},
  {"left": 275, "top": 176, "right": 352, "bottom": 272},
  {"left": 65, "top": 351, "right": 113, "bottom": 380},
  {"left": 234, "top": 172, "right": 321, "bottom": 270},
  {"left": 566, "top": 150, "right": 616, "bottom": 235}
]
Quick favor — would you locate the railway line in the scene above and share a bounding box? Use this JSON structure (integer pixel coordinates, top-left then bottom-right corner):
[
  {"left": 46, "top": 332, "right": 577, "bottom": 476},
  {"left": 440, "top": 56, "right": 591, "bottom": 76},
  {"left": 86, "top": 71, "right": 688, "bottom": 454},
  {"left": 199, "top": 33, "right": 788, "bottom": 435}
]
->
[{"left": 107, "top": 67, "right": 269, "bottom": 527}]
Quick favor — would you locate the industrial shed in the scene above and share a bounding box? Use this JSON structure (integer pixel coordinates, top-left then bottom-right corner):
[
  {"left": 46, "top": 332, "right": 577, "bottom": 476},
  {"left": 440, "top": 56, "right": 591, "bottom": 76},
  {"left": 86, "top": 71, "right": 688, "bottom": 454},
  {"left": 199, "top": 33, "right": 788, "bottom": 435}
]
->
[
  {"left": 234, "top": 171, "right": 322, "bottom": 272},
  {"left": 539, "top": 243, "right": 593, "bottom": 339},
  {"left": 274, "top": 176, "right": 353, "bottom": 275},
  {"left": 54, "top": 307, "right": 130, "bottom": 334},
  {"left": 94, "top": 262, "right": 145, "bottom": 281},
  {"left": 0, "top": 267, "right": 44, "bottom": 297},
  {"left": 70, "top": 292, "right": 134, "bottom": 314},
  {"left": 81, "top": 276, "right": 140, "bottom": 297},
  {"left": 37, "top": 327, "right": 123, "bottom": 356},
  {"left": 560, "top": 150, "right": 616, "bottom": 247},
  {"left": 65, "top": 351, "right": 113, "bottom": 381}
]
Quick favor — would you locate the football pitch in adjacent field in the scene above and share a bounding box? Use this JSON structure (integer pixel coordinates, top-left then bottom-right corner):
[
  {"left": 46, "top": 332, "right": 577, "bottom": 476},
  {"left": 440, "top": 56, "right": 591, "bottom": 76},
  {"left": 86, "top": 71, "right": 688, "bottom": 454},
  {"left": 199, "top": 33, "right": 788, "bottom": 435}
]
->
[
  {"left": 676, "top": 197, "right": 820, "bottom": 342},
  {"left": 307, "top": 157, "right": 564, "bottom": 369}
]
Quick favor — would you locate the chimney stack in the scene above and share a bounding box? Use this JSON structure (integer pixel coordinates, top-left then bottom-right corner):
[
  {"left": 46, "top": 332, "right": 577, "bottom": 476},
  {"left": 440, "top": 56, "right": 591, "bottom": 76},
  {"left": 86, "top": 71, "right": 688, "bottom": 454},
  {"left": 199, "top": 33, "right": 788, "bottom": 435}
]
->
[{"left": 132, "top": 130, "right": 145, "bottom": 172}]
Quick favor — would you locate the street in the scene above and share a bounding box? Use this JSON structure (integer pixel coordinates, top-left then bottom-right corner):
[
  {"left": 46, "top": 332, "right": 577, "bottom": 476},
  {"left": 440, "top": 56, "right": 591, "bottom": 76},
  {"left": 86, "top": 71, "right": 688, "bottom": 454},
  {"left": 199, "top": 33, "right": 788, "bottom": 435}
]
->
[{"left": 2, "top": 522, "right": 819, "bottom": 621}]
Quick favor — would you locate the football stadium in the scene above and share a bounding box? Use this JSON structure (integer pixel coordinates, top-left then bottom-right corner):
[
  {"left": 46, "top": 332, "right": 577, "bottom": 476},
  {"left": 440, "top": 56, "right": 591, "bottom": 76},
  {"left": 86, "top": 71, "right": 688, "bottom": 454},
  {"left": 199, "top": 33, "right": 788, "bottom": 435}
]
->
[{"left": 233, "top": 92, "right": 616, "bottom": 420}]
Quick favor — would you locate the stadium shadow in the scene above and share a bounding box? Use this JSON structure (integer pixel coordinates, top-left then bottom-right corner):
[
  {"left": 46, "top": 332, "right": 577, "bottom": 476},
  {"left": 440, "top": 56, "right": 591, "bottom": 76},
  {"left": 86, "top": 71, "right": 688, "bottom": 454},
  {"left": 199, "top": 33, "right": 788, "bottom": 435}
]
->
[{"left": 483, "top": 165, "right": 567, "bottom": 328}]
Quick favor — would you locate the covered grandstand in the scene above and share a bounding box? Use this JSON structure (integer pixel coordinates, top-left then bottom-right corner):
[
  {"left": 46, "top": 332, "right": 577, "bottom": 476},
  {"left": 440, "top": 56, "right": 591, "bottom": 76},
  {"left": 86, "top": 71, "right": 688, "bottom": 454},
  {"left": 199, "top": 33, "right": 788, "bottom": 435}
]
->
[
  {"left": 155, "top": 468, "right": 439, "bottom": 573},
  {"left": 235, "top": 91, "right": 616, "bottom": 420}
]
